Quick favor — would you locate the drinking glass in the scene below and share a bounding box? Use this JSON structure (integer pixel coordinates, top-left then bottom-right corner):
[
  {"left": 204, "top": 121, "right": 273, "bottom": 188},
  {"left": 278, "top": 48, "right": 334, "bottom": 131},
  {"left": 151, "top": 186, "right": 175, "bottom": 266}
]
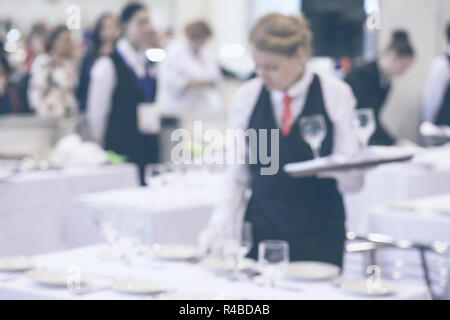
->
[
  {"left": 353, "top": 108, "right": 376, "bottom": 149},
  {"left": 258, "top": 240, "right": 289, "bottom": 289},
  {"left": 229, "top": 222, "right": 253, "bottom": 281},
  {"left": 299, "top": 115, "right": 327, "bottom": 159}
]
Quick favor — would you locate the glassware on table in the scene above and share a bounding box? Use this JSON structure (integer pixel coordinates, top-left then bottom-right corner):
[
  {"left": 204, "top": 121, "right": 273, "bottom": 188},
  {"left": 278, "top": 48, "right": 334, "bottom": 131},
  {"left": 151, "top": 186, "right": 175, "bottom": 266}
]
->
[
  {"left": 258, "top": 240, "right": 289, "bottom": 289},
  {"left": 353, "top": 108, "right": 376, "bottom": 150},
  {"left": 117, "top": 218, "right": 145, "bottom": 260},
  {"left": 228, "top": 222, "right": 253, "bottom": 281},
  {"left": 299, "top": 115, "right": 327, "bottom": 159},
  {"left": 92, "top": 208, "right": 121, "bottom": 261},
  {"left": 114, "top": 212, "right": 146, "bottom": 279}
]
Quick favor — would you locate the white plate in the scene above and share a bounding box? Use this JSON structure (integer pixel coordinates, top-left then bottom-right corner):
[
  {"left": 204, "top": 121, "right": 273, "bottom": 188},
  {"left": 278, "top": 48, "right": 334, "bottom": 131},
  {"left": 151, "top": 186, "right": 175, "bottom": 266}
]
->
[
  {"left": 113, "top": 278, "right": 171, "bottom": 295},
  {"left": 334, "top": 278, "right": 396, "bottom": 297},
  {"left": 0, "top": 256, "right": 34, "bottom": 272},
  {"left": 201, "top": 257, "right": 255, "bottom": 272},
  {"left": 26, "top": 268, "right": 84, "bottom": 287},
  {"left": 149, "top": 244, "right": 199, "bottom": 261},
  {"left": 286, "top": 261, "right": 340, "bottom": 281},
  {"left": 159, "top": 291, "right": 236, "bottom": 300}
]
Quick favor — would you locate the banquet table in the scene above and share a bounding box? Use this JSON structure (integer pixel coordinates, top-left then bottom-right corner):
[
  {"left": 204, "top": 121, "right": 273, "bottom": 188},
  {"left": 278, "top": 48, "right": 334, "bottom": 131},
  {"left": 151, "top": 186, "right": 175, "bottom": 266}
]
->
[
  {"left": 344, "top": 159, "right": 450, "bottom": 233},
  {"left": 349, "top": 194, "right": 450, "bottom": 295},
  {"left": 0, "top": 163, "right": 139, "bottom": 256},
  {"left": 368, "top": 194, "right": 450, "bottom": 244},
  {"left": 63, "top": 163, "right": 450, "bottom": 248},
  {"left": 63, "top": 171, "right": 224, "bottom": 248},
  {"left": 0, "top": 245, "right": 430, "bottom": 300}
]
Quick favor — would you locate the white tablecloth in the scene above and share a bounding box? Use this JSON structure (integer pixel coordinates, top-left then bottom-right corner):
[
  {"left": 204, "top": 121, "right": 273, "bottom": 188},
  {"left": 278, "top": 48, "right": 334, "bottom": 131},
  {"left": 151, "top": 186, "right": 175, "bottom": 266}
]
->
[
  {"left": 369, "top": 194, "right": 450, "bottom": 244},
  {"left": 0, "top": 245, "right": 429, "bottom": 300},
  {"left": 0, "top": 164, "right": 139, "bottom": 256},
  {"left": 354, "top": 195, "right": 450, "bottom": 296},
  {"left": 344, "top": 163, "right": 450, "bottom": 233},
  {"left": 63, "top": 171, "right": 224, "bottom": 248}
]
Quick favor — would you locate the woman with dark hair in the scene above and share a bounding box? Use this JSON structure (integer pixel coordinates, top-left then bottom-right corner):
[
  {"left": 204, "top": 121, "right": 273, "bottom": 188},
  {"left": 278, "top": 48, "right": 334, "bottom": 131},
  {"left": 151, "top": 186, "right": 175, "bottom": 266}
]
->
[
  {"left": 87, "top": 2, "right": 159, "bottom": 186},
  {"left": 345, "top": 30, "right": 415, "bottom": 146},
  {"left": 77, "top": 14, "right": 119, "bottom": 111},
  {"left": 28, "top": 25, "right": 78, "bottom": 116},
  {"left": 422, "top": 23, "right": 450, "bottom": 126}
]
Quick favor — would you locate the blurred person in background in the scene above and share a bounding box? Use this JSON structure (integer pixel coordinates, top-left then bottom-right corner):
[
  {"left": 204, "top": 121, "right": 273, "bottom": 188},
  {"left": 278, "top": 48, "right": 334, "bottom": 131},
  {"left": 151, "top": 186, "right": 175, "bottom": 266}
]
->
[
  {"left": 200, "top": 13, "right": 364, "bottom": 267},
  {"left": 77, "top": 14, "right": 119, "bottom": 112},
  {"left": 159, "top": 20, "right": 223, "bottom": 110},
  {"left": 24, "top": 23, "right": 48, "bottom": 72},
  {"left": 422, "top": 23, "right": 450, "bottom": 126},
  {"left": 158, "top": 28, "right": 174, "bottom": 49},
  {"left": 345, "top": 30, "right": 415, "bottom": 146},
  {"left": 0, "top": 54, "right": 13, "bottom": 114},
  {"left": 28, "top": 25, "right": 78, "bottom": 117},
  {"left": 87, "top": 2, "right": 159, "bottom": 186},
  {"left": 9, "top": 23, "right": 49, "bottom": 114}
]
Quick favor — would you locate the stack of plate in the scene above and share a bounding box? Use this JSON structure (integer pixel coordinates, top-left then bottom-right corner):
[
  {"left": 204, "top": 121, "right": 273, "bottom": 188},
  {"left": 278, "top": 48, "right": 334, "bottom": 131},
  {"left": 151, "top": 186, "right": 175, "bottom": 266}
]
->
[
  {"left": 0, "top": 256, "right": 34, "bottom": 273},
  {"left": 113, "top": 278, "right": 173, "bottom": 295},
  {"left": 148, "top": 244, "right": 200, "bottom": 261},
  {"left": 333, "top": 277, "right": 396, "bottom": 297},
  {"left": 286, "top": 261, "right": 341, "bottom": 281}
]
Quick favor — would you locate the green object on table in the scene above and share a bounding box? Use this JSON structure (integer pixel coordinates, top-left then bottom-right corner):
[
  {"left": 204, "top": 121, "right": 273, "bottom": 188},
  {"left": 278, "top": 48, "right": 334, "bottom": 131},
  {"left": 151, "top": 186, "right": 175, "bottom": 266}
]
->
[
  {"left": 106, "top": 150, "right": 128, "bottom": 164},
  {"left": 183, "top": 140, "right": 204, "bottom": 154}
]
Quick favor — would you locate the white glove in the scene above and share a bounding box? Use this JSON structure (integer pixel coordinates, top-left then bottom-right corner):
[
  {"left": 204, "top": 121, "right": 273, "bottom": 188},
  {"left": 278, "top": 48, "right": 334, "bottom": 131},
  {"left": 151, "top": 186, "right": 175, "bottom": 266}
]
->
[
  {"left": 198, "top": 222, "right": 232, "bottom": 258},
  {"left": 198, "top": 179, "right": 251, "bottom": 257}
]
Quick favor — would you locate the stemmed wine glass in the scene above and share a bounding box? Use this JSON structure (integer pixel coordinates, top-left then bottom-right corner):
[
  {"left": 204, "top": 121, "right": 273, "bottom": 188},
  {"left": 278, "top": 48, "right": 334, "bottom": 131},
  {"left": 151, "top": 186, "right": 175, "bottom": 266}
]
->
[
  {"left": 228, "top": 222, "right": 253, "bottom": 281},
  {"left": 353, "top": 108, "right": 376, "bottom": 150},
  {"left": 93, "top": 208, "right": 121, "bottom": 261},
  {"left": 258, "top": 240, "right": 289, "bottom": 289},
  {"left": 115, "top": 211, "right": 146, "bottom": 280},
  {"left": 299, "top": 115, "right": 327, "bottom": 159}
]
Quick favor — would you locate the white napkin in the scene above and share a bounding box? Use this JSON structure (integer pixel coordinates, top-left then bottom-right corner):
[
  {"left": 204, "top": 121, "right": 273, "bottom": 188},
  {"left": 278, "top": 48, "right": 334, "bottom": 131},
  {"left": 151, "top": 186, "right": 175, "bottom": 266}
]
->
[{"left": 50, "top": 134, "right": 108, "bottom": 168}]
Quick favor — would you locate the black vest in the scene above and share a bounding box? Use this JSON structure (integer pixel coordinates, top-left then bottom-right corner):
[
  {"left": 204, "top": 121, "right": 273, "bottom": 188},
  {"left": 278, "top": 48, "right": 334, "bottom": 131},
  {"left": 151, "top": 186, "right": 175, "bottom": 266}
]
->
[
  {"left": 104, "top": 49, "right": 158, "bottom": 164},
  {"left": 435, "top": 55, "right": 450, "bottom": 126},
  {"left": 244, "top": 75, "right": 346, "bottom": 266}
]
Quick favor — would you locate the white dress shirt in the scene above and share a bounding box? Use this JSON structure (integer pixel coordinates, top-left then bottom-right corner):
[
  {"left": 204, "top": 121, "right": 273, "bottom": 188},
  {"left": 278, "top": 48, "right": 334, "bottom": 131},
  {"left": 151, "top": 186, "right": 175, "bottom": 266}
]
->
[
  {"left": 201, "top": 67, "right": 364, "bottom": 243},
  {"left": 86, "top": 39, "right": 150, "bottom": 145},
  {"left": 422, "top": 45, "right": 450, "bottom": 123},
  {"left": 158, "top": 40, "right": 223, "bottom": 110}
]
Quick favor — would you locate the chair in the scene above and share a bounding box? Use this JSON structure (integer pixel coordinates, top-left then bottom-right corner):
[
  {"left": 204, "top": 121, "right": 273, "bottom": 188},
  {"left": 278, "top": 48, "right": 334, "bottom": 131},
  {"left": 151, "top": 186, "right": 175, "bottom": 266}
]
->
[{"left": 345, "top": 232, "right": 450, "bottom": 300}]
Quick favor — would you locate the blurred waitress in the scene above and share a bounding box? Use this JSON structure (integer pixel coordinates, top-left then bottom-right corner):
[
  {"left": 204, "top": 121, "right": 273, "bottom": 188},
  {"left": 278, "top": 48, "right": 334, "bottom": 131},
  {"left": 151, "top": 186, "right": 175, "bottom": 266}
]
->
[
  {"left": 345, "top": 31, "right": 415, "bottom": 146},
  {"left": 87, "top": 2, "right": 158, "bottom": 185},
  {"left": 422, "top": 23, "right": 450, "bottom": 125},
  {"left": 200, "top": 13, "right": 363, "bottom": 267},
  {"left": 159, "top": 20, "right": 223, "bottom": 110}
]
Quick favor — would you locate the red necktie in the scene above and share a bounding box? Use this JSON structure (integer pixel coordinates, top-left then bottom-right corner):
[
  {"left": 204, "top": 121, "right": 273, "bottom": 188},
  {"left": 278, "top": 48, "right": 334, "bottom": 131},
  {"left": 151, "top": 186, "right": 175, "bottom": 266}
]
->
[{"left": 281, "top": 93, "right": 293, "bottom": 136}]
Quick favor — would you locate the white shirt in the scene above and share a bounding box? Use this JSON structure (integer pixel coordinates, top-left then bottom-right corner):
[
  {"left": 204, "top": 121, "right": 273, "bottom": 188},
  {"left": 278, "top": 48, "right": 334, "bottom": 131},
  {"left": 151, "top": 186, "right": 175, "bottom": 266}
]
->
[
  {"left": 86, "top": 39, "right": 150, "bottom": 144},
  {"left": 205, "top": 67, "right": 364, "bottom": 234},
  {"left": 158, "top": 40, "right": 223, "bottom": 110},
  {"left": 422, "top": 45, "right": 450, "bottom": 123}
]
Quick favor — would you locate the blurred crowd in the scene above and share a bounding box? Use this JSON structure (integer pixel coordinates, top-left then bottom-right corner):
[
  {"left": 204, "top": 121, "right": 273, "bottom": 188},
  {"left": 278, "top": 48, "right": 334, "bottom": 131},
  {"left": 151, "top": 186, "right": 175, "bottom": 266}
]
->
[
  {"left": 0, "top": 4, "right": 226, "bottom": 117},
  {"left": 0, "top": 2, "right": 449, "bottom": 185}
]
